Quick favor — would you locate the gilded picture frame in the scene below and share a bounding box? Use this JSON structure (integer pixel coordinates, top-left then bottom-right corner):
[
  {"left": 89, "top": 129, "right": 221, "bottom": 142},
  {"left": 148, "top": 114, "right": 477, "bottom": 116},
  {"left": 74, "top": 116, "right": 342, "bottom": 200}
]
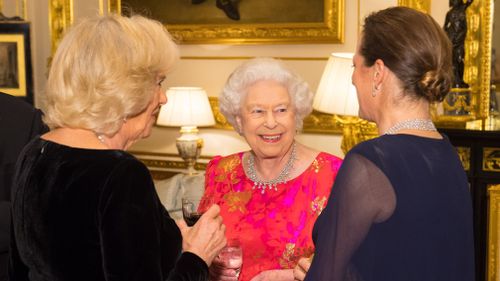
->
[
  {"left": 113, "top": 0, "right": 344, "bottom": 44},
  {"left": 0, "top": 22, "right": 33, "bottom": 104}
]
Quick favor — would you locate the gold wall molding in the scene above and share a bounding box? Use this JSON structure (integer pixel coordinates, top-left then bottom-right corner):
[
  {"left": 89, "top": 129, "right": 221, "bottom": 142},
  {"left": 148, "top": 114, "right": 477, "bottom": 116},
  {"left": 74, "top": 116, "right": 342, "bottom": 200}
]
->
[
  {"left": 139, "top": 158, "right": 207, "bottom": 171},
  {"left": 483, "top": 147, "right": 500, "bottom": 172},
  {"left": 130, "top": 150, "right": 212, "bottom": 160},
  {"left": 108, "top": 0, "right": 120, "bottom": 14},
  {"left": 397, "top": 0, "right": 431, "bottom": 14},
  {"left": 487, "top": 184, "right": 500, "bottom": 281},
  {"left": 49, "top": 0, "right": 73, "bottom": 55},
  {"left": 130, "top": 150, "right": 208, "bottom": 180},
  {"left": 180, "top": 56, "right": 328, "bottom": 61}
]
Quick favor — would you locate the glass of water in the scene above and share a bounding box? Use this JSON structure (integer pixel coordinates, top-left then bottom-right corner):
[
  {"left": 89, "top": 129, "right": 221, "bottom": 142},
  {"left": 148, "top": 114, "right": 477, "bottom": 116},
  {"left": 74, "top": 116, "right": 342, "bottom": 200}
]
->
[{"left": 218, "top": 239, "right": 243, "bottom": 278}]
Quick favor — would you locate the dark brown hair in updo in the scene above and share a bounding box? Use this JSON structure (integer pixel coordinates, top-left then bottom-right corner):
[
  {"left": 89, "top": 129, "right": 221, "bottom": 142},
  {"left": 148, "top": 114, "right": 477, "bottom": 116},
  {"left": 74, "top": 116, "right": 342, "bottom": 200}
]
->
[{"left": 361, "top": 6, "right": 452, "bottom": 102}]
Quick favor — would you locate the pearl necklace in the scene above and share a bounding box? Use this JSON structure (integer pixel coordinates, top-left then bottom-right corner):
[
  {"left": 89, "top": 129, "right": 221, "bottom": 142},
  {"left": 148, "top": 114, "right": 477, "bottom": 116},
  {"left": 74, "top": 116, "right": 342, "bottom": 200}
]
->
[
  {"left": 384, "top": 119, "right": 436, "bottom": 135},
  {"left": 246, "top": 142, "right": 296, "bottom": 194}
]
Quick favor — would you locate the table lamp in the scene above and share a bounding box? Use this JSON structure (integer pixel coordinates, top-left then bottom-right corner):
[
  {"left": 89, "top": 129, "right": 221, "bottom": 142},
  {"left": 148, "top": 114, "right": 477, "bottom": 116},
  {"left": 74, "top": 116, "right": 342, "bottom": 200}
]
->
[
  {"left": 156, "top": 87, "right": 215, "bottom": 175},
  {"left": 313, "top": 53, "right": 364, "bottom": 154}
]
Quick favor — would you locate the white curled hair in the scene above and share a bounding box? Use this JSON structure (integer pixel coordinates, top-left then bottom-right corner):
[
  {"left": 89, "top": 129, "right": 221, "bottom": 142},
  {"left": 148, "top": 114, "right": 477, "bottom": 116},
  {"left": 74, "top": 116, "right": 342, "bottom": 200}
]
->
[{"left": 219, "top": 57, "right": 313, "bottom": 132}]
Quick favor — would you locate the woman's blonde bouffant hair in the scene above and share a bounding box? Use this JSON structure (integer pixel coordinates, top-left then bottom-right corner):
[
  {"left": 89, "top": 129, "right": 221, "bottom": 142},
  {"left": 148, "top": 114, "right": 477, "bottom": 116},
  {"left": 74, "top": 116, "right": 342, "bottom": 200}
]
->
[{"left": 43, "top": 14, "right": 179, "bottom": 135}]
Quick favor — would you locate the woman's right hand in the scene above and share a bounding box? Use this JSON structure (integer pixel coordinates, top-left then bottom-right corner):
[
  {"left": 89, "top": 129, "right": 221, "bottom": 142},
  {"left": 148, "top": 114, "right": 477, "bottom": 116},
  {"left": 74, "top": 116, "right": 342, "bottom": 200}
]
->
[
  {"left": 209, "top": 255, "right": 240, "bottom": 281},
  {"left": 293, "top": 256, "right": 312, "bottom": 281},
  {"left": 176, "top": 204, "right": 227, "bottom": 266}
]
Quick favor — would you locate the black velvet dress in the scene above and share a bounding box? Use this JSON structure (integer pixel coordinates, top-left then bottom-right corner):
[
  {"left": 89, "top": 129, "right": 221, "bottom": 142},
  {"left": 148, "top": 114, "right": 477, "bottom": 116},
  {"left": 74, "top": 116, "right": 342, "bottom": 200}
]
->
[
  {"left": 9, "top": 138, "right": 208, "bottom": 281},
  {"left": 305, "top": 134, "right": 475, "bottom": 281}
]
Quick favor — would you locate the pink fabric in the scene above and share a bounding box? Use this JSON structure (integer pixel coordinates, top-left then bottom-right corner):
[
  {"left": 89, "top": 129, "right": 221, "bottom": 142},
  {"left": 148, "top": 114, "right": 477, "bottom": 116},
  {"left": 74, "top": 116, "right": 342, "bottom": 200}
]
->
[{"left": 202, "top": 152, "right": 342, "bottom": 281}]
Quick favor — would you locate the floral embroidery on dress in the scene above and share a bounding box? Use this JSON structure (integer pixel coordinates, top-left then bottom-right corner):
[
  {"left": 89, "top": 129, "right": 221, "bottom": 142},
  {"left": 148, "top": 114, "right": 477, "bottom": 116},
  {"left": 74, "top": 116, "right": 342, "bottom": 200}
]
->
[
  {"left": 311, "top": 196, "right": 327, "bottom": 216},
  {"left": 223, "top": 191, "right": 252, "bottom": 213},
  {"left": 311, "top": 159, "right": 320, "bottom": 173},
  {"left": 215, "top": 154, "right": 241, "bottom": 183},
  {"left": 279, "top": 243, "right": 315, "bottom": 269}
]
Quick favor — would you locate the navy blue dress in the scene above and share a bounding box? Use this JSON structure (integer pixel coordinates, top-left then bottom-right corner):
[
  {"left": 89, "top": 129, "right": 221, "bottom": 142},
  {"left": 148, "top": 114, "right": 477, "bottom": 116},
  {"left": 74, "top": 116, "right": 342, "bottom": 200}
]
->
[
  {"left": 9, "top": 138, "right": 208, "bottom": 281},
  {"left": 305, "top": 134, "right": 475, "bottom": 281}
]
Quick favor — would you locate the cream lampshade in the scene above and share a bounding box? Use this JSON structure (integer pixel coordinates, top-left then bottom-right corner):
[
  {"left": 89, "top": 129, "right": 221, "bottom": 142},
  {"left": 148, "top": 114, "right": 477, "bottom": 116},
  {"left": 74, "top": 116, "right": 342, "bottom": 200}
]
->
[
  {"left": 313, "top": 53, "right": 359, "bottom": 116},
  {"left": 156, "top": 87, "right": 215, "bottom": 175},
  {"left": 313, "top": 53, "right": 363, "bottom": 154}
]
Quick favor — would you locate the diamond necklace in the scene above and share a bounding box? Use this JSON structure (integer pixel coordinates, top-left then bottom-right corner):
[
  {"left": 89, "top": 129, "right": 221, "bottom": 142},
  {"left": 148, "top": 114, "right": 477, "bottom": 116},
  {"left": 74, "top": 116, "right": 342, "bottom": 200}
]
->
[
  {"left": 384, "top": 119, "right": 436, "bottom": 135},
  {"left": 246, "top": 142, "right": 297, "bottom": 194}
]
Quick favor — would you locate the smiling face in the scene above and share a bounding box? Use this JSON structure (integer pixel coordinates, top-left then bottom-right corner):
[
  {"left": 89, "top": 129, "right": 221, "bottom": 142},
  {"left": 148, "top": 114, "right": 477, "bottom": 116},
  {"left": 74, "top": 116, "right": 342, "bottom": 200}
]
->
[{"left": 236, "top": 79, "right": 296, "bottom": 160}]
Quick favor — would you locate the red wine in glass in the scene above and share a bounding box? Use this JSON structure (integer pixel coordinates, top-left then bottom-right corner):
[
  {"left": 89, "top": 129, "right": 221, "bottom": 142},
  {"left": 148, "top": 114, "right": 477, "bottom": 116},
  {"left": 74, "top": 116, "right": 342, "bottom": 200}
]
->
[
  {"left": 183, "top": 211, "right": 202, "bottom": 226},
  {"left": 182, "top": 197, "right": 213, "bottom": 226}
]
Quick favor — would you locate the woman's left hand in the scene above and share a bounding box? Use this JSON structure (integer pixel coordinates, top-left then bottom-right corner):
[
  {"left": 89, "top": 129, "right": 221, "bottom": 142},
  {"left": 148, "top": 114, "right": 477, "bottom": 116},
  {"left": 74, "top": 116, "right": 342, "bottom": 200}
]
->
[{"left": 250, "top": 269, "right": 294, "bottom": 281}]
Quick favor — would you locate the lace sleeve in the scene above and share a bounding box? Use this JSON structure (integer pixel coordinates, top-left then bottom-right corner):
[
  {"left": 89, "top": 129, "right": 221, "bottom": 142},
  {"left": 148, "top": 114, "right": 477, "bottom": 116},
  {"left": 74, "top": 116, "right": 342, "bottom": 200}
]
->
[{"left": 305, "top": 152, "right": 395, "bottom": 281}]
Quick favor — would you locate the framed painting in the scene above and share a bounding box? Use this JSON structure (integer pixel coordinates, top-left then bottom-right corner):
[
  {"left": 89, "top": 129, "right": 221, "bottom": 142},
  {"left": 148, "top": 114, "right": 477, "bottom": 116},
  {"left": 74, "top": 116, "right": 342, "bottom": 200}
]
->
[
  {"left": 0, "top": 22, "right": 33, "bottom": 104},
  {"left": 115, "top": 0, "right": 344, "bottom": 44}
]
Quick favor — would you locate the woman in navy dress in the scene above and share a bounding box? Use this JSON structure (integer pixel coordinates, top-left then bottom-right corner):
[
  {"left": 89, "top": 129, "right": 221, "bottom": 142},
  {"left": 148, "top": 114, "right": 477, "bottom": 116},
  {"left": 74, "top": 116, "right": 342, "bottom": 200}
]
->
[{"left": 294, "top": 7, "right": 475, "bottom": 281}]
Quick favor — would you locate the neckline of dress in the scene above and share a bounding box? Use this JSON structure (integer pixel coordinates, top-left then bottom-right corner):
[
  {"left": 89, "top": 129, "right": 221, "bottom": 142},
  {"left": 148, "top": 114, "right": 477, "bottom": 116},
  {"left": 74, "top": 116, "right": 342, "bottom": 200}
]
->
[{"left": 239, "top": 151, "right": 325, "bottom": 186}]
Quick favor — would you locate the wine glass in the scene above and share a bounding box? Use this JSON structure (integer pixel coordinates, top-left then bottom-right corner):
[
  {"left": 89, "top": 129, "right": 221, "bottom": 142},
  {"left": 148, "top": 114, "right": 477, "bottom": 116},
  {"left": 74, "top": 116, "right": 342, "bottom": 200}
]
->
[
  {"left": 218, "top": 239, "right": 243, "bottom": 278},
  {"left": 181, "top": 196, "right": 213, "bottom": 226}
]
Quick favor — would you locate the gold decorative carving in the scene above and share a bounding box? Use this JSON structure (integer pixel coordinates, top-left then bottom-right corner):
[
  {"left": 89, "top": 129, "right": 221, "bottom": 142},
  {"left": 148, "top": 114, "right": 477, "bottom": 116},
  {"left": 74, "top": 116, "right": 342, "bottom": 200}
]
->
[
  {"left": 487, "top": 184, "right": 500, "bottom": 281},
  {"left": 130, "top": 150, "right": 212, "bottom": 160},
  {"left": 139, "top": 158, "right": 207, "bottom": 171},
  {"left": 442, "top": 88, "right": 474, "bottom": 114},
  {"left": 334, "top": 116, "right": 378, "bottom": 154},
  {"left": 483, "top": 147, "right": 500, "bottom": 172},
  {"left": 433, "top": 0, "right": 493, "bottom": 126},
  {"left": 117, "top": 0, "right": 344, "bottom": 44},
  {"left": 456, "top": 146, "right": 471, "bottom": 171},
  {"left": 49, "top": 0, "right": 73, "bottom": 55},
  {"left": 302, "top": 111, "right": 342, "bottom": 134},
  {"left": 209, "top": 96, "right": 233, "bottom": 130},
  {"left": 397, "top": 0, "right": 431, "bottom": 13}
]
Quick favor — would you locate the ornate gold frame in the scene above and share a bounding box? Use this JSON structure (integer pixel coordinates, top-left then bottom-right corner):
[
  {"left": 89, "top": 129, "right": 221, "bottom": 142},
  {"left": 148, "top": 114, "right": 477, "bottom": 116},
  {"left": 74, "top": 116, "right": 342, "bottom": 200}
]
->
[
  {"left": 432, "top": 0, "right": 493, "bottom": 127},
  {"left": 48, "top": 0, "right": 73, "bottom": 55},
  {"left": 109, "top": 0, "right": 344, "bottom": 44},
  {"left": 487, "top": 184, "right": 500, "bottom": 281}
]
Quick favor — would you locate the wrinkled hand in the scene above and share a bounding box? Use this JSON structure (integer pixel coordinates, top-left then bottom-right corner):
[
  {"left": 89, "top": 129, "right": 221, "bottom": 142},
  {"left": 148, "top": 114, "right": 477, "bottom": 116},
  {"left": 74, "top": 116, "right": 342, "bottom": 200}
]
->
[
  {"left": 293, "top": 257, "right": 311, "bottom": 281},
  {"left": 250, "top": 269, "right": 294, "bottom": 281},
  {"left": 176, "top": 204, "right": 226, "bottom": 266},
  {"left": 209, "top": 254, "right": 240, "bottom": 281}
]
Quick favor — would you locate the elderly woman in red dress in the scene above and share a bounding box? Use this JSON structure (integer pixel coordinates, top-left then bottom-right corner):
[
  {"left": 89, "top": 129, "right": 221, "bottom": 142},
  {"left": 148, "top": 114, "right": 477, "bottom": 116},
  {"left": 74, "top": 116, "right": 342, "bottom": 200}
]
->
[{"left": 201, "top": 58, "right": 343, "bottom": 281}]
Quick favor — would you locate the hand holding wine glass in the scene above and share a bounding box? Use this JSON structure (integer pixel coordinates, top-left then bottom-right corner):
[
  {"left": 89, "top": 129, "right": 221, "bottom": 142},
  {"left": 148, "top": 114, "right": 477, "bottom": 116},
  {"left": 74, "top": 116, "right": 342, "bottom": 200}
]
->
[
  {"left": 176, "top": 199, "right": 227, "bottom": 266},
  {"left": 182, "top": 196, "right": 214, "bottom": 226}
]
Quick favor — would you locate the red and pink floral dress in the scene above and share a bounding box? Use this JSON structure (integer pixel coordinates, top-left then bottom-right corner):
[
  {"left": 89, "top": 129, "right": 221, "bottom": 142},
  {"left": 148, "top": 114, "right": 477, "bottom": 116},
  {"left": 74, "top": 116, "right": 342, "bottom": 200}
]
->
[{"left": 202, "top": 151, "right": 342, "bottom": 281}]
